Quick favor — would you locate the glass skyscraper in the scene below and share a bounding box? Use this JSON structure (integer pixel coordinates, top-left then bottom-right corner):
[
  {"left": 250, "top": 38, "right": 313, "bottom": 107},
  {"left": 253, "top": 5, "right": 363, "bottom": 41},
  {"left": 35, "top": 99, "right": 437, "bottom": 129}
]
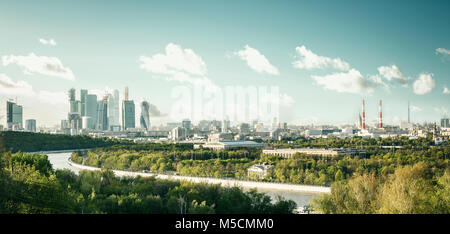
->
[
  {"left": 85, "top": 94, "right": 98, "bottom": 129},
  {"left": 25, "top": 119, "right": 36, "bottom": 132},
  {"left": 140, "top": 101, "right": 150, "bottom": 130},
  {"left": 107, "top": 89, "right": 120, "bottom": 129},
  {"left": 80, "top": 89, "right": 88, "bottom": 116},
  {"left": 122, "top": 100, "right": 135, "bottom": 130},
  {"left": 96, "top": 96, "right": 108, "bottom": 130},
  {"left": 6, "top": 100, "right": 23, "bottom": 130}
]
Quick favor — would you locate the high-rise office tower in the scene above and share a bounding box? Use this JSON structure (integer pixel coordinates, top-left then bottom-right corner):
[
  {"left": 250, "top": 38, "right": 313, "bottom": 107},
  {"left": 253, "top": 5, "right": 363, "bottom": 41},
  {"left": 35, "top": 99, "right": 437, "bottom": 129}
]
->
[
  {"left": 122, "top": 100, "right": 135, "bottom": 130},
  {"left": 122, "top": 87, "right": 135, "bottom": 130},
  {"left": 85, "top": 94, "right": 98, "bottom": 129},
  {"left": 67, "top": 88, "right": 81, "bottom": 132},
  {"left": 80, "top": 89, "right": 88, "bottom": 116},
  {"left": 182, "top": 119, "right": 191, "bottom": 130},
  {"left": 69, "top": 88, "right": 78, "bottom": 113},
  {"left": 96, "top": 96, "right": 109, "bottom": 130},
  {"left": 107, "top": 89, "right": 120, "bottom": 128},
  {"left": 69, "top": 88, "right": 76, "bottom": 101},
  {"left": 441, "top": 118, "right": 450, "bottom": 128},
  {"left": 140, "top": 101, "right": 150, "bottom": 130},
  {"left": 6, "top": 100, "right": 23, "bottom": 130},
  {"left": 25, "top": 119, "right": 36, "bottom": 132}
]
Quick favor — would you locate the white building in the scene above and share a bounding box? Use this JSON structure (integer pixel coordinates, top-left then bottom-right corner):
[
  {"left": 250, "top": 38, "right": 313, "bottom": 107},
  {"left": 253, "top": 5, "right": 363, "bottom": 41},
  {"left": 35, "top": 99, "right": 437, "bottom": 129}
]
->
[
  {"left": 201, "top": 141, "right": 266, "bottom": 150},
  {"left": 262, "top": 148, "right": 365, "bottom": 158},
  {"left": 247, "top": 163, "right": 274, "bottom": 180}
]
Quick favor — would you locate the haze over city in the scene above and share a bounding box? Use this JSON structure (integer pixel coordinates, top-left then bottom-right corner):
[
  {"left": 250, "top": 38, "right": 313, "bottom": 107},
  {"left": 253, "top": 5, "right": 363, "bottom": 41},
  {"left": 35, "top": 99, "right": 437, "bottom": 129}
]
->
[{"left": 1, "top": 0, "right": 449, "bottom": 128}]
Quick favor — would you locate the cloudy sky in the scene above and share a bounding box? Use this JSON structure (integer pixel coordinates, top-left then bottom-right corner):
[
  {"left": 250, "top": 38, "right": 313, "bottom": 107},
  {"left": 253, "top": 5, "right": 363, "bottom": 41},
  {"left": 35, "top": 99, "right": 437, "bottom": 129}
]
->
[{"left": 0, "top": 0, "right": 449, "bottom": 127}]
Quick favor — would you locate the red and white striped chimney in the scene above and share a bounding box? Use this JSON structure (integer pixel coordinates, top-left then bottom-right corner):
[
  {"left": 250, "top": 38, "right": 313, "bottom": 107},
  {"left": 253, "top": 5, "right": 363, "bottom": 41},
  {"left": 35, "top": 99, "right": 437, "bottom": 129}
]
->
[
  {"left": 362, "top": 99, "right": 366, "bottom": 130},
  {"left": 379, "top": 100, "right": 383, "bottom": 128}
]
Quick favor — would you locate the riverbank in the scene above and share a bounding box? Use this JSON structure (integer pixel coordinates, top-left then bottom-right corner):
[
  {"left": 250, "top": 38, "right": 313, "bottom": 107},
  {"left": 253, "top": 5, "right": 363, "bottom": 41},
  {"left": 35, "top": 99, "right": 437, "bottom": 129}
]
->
[{"left": 67, "top": 159, "right": 331, "bottom": 194}]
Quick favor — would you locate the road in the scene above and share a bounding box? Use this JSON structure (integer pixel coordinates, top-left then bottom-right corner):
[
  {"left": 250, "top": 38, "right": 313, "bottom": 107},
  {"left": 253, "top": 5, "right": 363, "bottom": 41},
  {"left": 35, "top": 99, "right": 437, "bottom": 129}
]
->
[{"left": 45, "top": 151, "right": 330, "bottom": 209}]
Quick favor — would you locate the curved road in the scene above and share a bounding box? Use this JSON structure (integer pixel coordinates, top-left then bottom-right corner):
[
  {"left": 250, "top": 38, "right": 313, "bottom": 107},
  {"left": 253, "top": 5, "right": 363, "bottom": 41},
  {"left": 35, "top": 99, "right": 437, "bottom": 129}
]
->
[{"left": 45, "top": 151, "right": 329, "bottom": 208}]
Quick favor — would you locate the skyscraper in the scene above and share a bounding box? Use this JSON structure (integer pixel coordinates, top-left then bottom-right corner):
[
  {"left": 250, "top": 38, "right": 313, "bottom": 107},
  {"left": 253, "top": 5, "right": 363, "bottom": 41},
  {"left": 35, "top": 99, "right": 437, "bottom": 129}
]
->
[
  {"left": 80, "top": 89, "right": 88, "bottom": 116},
  {"left": 441, "top": 118, "right": 450, "bottom": 128},
  {"left": 140, "top": 101, "right": 150, "bottom": 130},
  {"left": 69, "top": 88, "right": 78, "bottom": 113},
  {"left": 182, "top": 119, "right": 191, "bottom": 130},
  {"left": 25, "top": 119, "right": 36, "bottom": 132},
  {"left": 107, "top": 89, "right": 120, "bottom": 128},
  {"left": 6, "top": 100, "right": 23, "bottom": 130},
  {"left": 96, "top": 96, "right": 109, "bottom": 130},
  {"left": 85, "top": 94, "right": 98, "bottom": 129},
  {"left": 122, "top": 100, "right": 135, "bottom": 130},
  {"left": 122, "top": 87, "right": 135, "bottom": 130},
  {"left": 68, "top": 88, "right": 82, "bottom": 133}
]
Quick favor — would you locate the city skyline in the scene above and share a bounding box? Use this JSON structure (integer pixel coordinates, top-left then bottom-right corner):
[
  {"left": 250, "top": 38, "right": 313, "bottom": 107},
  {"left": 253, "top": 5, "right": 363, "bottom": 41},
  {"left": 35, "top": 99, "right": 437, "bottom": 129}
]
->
[{"left": 1, "top": 0, "right": 450, "bottom": 127}]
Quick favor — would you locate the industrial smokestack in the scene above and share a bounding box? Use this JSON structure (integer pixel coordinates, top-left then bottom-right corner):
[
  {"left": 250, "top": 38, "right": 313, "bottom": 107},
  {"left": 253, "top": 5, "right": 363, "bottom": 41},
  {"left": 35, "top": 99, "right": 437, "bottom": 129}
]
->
[
  {"left": 379, "top": 100, "right": 383, "bottom": 128},
  {"left": 125, "top": 87, "right": 129, "bottom": 101},
  {"left": 362, "top": 99, "right": 366, "bottom": 130}
]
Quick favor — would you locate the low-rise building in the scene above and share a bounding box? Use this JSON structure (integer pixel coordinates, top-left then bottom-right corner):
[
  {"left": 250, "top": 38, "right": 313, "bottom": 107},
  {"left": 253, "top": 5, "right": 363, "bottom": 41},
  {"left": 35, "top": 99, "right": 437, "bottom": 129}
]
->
[
  {"left": 201, "top": 140, "right": 266, "bottom": 150},
  {"left": 247, "top": 162, "right": 274, "bottom": 180},
  {"left": 262, "top": 148, "right": 365, "bottom": 158}
]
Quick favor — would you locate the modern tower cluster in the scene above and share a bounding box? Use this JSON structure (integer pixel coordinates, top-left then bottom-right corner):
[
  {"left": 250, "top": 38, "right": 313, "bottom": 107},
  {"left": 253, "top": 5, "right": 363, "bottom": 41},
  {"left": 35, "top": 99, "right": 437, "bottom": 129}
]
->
[{"left": 63, "top": 87, "right": 151, "bottom": 134}]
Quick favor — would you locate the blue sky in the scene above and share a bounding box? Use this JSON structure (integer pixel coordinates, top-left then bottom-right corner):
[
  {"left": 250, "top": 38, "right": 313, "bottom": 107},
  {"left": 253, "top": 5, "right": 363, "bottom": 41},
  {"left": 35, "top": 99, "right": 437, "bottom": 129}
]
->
[{"left": 0, "top": 0, "right": 449, "bottom": 127}]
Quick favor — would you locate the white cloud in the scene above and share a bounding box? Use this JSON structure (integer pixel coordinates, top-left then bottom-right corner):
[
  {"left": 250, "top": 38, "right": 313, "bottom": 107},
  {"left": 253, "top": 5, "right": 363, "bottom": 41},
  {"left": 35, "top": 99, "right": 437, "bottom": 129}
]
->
[
  {"left": 377, "top": 65, "right": 409, "bottom": 86},
  {"left": 311, "top": 69, "right": 374, "bottom": 94},
  {"left": 412, "top": 73, "right": 435, "bottom": 95},
  {"left": 0, "top": 73, "right": 35, "bottom": 96},
  {"left": 292, "top": 45, "right": 350, "bottom": 71},
  {"left": 139, "top": 43, "right": 207, "bottom": 76},
  {"left": 443, "top": 86, "right": 450, "bottom": 94},
  {"left": 139, "top": 43, "right": 218, "bottom": 90},
  {"left": 410, "top": 105, "right": 422, "bottom": 112},
  {"left": 368, "top": 74, "right": 390, "bottom": 91},
  {"left": 436, "top": 48, "right": 450, "bottom": 56},
  {"left": 2, "top": 53, "right": 75, "bottom": 80},
  {"left": 0, "top": 73, "right": 67, "bottom": 105},
  {"left": 234, "top": 45, "right": 279, "bottom": 75},
  {"left": 39, "top": 38, "right": 57, "bottom": 46}
]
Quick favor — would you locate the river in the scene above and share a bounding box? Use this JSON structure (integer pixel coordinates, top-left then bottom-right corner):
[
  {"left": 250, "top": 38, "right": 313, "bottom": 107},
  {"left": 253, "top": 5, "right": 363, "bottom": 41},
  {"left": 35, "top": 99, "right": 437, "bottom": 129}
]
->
[{"left": 46, "top": 152, "right": 321, "bottom": 209}]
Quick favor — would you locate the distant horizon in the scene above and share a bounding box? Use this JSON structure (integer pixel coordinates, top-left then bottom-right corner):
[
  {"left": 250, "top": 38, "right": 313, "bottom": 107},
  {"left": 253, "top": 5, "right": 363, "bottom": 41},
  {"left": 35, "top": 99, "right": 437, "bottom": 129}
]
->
[
  {"left": 1, "top": 0, "right": 449, "bottom": 127},
  {"left": 3, "top": 85, "right": 449, "bottom": 129}
]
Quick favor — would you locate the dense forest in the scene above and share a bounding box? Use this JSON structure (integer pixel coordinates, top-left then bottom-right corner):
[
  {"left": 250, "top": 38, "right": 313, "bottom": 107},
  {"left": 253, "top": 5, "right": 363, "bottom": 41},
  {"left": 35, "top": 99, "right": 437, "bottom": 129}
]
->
[
  {"left": 74, "top": 137, "right": 449, "bottom": 187},
  {"left": 311, "top": 162, "right": 450, "bottom": 213},
  {"left": 0, "top": 131, "right": 130, "bottom": 152},
  {"left": 1, "top": 133, "right": 448, "bottom": 213},
  {"left": 0, "top": 151, "right": 296, "bottom": 214}
]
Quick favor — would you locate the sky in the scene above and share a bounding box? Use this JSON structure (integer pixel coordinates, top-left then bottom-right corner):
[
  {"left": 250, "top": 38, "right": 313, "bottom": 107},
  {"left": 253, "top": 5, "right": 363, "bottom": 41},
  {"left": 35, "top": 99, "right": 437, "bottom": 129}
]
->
[{"left": 0, "top": 0, "right": 449, "bottom": 128}]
